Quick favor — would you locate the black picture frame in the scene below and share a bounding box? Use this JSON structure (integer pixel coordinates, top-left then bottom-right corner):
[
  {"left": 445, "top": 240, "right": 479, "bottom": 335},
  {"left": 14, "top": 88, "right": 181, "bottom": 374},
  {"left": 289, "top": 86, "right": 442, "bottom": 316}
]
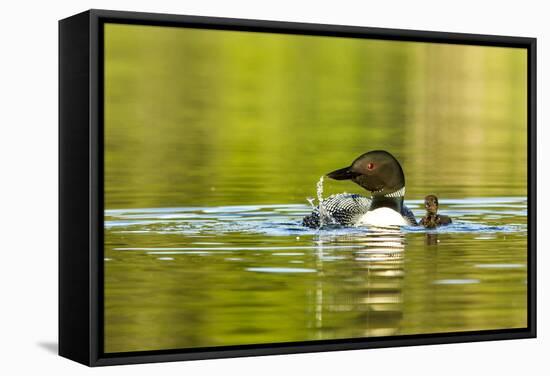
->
[{"left": 59, "top": 9, "right": 537, "bottom": 367}]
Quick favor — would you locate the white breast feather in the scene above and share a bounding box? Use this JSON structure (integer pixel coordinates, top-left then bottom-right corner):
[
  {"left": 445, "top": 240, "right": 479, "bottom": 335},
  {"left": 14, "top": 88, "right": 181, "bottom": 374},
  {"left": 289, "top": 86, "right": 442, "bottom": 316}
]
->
[{"left": 355, "top": 207, "right": 408, "bottom": 227}]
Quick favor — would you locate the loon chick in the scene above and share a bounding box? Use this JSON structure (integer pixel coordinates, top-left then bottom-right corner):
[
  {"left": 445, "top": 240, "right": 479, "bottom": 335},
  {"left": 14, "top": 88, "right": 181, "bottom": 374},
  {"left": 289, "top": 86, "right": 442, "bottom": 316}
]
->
[
  {"left": 420, "top": 195, "right": 452, "bottom": 228},
  {"left": 302, "top": 150, "right": 417, "bottom": 228}
]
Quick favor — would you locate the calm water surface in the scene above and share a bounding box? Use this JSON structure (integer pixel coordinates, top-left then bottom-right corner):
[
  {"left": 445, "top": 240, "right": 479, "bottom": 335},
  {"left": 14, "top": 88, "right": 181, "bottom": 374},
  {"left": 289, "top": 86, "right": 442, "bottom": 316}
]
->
[{"left": 103, "top": 25, "right": 527, "bottom": 353}]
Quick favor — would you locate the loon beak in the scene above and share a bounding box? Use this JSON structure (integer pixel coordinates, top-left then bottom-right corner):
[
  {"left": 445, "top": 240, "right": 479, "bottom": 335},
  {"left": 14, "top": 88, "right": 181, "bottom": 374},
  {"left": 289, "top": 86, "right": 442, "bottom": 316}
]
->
[{"left": 326, "top": 166, "right": 360, "bottom": 180}]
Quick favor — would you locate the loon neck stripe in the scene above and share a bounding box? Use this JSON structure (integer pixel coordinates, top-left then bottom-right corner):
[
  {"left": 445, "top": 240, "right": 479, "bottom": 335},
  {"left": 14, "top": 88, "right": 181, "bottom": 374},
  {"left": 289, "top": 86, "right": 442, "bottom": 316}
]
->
[{"left": 384, "top": 186, "right": 405, "bottom": 198}]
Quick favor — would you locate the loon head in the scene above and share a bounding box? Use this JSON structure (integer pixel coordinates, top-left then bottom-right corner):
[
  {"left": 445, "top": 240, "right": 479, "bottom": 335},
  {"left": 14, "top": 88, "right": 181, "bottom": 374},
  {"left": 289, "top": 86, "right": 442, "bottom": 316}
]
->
[
  {"left": 424, "top": 194, "right": 439, "bottom": 215},
  {"left": 326, "top": 150, "right": 405, "bottom": 197}
]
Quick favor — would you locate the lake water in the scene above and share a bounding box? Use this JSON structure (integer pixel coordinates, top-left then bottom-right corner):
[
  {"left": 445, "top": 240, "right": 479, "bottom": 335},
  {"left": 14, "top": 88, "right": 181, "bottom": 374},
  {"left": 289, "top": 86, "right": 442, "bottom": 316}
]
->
[
  {"left": 103, "top": 24, "right": 528, "bottom": 353},
  {"left": 104, "top": 197, "right": 527, "bottom": 352}
]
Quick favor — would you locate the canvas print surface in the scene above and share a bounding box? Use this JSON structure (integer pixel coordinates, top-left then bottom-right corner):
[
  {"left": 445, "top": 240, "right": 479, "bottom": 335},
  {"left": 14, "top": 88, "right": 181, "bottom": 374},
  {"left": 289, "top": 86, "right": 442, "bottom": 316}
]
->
[{"left": 103, "top": 23, "right": 528, "bottom": 353}]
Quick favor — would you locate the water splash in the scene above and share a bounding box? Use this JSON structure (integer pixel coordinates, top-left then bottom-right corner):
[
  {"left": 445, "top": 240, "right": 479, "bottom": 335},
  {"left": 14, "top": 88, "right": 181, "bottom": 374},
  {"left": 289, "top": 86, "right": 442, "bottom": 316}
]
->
[
  {"left": 316, "top": 176, "right": 327, "bottom": 227},
  {"left": 314, "top": 176, "right": 335, "bottom": 228},
  {"left": 316, "top": 176, "right": 325, "bottom": 201}
]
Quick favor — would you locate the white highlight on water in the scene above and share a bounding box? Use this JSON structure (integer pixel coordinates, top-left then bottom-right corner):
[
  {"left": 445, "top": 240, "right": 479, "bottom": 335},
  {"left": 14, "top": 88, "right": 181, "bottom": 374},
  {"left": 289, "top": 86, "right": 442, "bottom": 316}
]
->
[
  {"left": 474, "top": 264, "right": 524, "bottom": 269},
  {"left": 113, "top": 245, "right": 367, "bottom": 253},
  {"left": 433, "top": 279, "right": 480, "bottom": 285},
  {"left": 246, "top": 267, "right": 317, "bottom": 274}
]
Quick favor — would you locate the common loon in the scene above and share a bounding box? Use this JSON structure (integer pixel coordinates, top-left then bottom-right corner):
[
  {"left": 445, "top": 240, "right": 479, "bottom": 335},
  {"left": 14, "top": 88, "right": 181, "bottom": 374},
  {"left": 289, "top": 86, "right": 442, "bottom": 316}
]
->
[
  {"left": 302, "top": 150, "right": 417, "bottom": 228},
  {"left": 420, "top": 194, "right": 452, "bottom": 228}
]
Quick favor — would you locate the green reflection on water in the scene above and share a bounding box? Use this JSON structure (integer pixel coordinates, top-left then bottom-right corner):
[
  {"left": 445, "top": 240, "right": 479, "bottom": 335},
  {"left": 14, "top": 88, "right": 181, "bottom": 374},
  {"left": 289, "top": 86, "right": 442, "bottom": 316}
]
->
[{"left": 103, "top": 24, "right": 527, "bottom": 353}]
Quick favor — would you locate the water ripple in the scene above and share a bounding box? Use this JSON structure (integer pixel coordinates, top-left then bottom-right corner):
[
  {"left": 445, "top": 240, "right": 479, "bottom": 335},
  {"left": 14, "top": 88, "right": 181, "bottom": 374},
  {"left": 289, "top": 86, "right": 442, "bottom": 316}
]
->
[{"left": 105, "top": 197, "right": 527, "bottom": 237}]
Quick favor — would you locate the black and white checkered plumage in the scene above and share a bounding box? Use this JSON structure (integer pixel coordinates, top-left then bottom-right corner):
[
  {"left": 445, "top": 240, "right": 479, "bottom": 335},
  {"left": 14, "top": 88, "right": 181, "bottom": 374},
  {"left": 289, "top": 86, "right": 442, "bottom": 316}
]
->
[{"left": 302, "top": 193, "right": 417, "bottom": 228}]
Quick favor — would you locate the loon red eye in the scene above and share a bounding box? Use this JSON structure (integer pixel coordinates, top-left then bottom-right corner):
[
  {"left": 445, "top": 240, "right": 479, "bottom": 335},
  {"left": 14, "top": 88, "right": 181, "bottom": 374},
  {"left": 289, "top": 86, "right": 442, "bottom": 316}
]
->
[{"left": 367, "top": 163, "right": 375, "bottom": 170}]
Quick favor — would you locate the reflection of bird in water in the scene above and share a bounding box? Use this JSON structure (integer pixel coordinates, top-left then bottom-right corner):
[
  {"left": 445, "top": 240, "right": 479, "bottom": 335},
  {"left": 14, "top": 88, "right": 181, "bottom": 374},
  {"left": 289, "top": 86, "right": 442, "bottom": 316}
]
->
[
  {"left": 425, "top": 232, "right": 439, "bottom": 246},
  {"left": 312, "top": 227, "right": 405, "bottom": 338},
  {"left": 316, "top": 227, "right": 405, "bottom": 259},
  {"left": 420, "top": 195, "right": 452, "bottom": 228},
  {"left": 353, "top": 228, "right": 405, "bottom": 337}
]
